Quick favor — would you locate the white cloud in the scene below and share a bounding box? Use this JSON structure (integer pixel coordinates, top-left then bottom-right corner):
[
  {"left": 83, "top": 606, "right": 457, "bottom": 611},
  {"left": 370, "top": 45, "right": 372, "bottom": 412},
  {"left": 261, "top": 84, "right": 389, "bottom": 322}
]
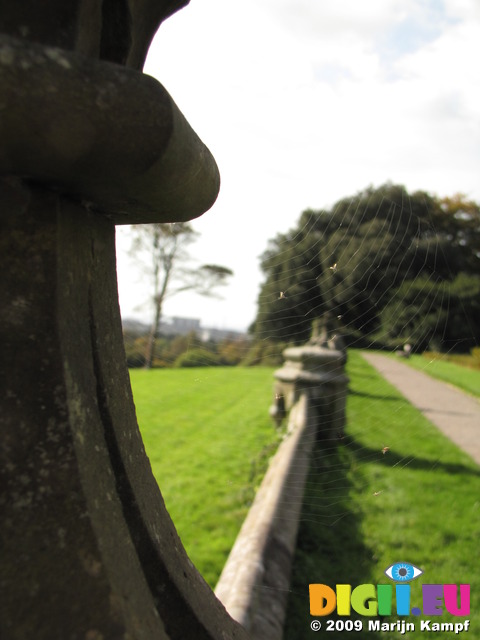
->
[
  {"left": 262, "top": 0, "right": 411, "bottom": 37},
  {"left": 117, "top": 0, "right": 480, "bottom": 332}
]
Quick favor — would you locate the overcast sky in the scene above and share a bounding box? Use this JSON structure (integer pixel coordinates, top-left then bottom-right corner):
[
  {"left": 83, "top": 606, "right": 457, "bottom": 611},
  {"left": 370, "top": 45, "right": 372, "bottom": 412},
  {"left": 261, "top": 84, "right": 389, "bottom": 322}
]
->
[{"left": 116, "top": 0, "right": 480, "bottom": 332}]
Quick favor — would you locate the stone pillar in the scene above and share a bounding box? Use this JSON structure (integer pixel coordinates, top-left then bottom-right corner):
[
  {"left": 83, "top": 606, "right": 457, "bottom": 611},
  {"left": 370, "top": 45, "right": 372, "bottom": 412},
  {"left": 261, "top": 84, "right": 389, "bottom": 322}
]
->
[
  {"left": 0, "top": 3, "right": 248, "bottom": 639},
  {"left": 270, "top": 316, "right": 349, "bottom": 440}
]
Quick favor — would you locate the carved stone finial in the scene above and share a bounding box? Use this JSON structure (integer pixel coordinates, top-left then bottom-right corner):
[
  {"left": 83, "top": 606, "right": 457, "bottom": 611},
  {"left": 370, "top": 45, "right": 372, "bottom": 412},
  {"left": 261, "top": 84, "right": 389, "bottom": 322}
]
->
[
  {"left": 309, "top": 312, "right": 345, "bottom": 353},
  {"left": 1, "top": 2, "right": 246, "bottom": 638},
  {"left": 0, "top": 0, "right": 220, "bottom": 223}
]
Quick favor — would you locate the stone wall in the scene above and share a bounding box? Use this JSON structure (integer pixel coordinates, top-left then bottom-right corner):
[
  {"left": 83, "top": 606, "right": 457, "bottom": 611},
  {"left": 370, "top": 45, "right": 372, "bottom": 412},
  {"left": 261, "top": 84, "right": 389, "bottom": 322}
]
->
[{"left": 216, "top": 325, "right": 349, "bottom": 639}]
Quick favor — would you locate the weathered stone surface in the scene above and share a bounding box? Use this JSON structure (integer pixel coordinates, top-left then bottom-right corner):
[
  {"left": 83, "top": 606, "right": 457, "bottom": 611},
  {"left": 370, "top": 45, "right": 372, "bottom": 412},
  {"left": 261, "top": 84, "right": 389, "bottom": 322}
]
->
[
  {"left": 0, "top": 178, "right": 248, "bottom": 639},
  {"left": 270, "top": 318, "right": 349, "bottom": 439},
  {"left": 1, "top": 2, "right": 247, "bottom": 638},
  {"left": 0, "top": 35, "right": 220, "bottom": 223},
  {"left": 0, "top": 0, "right": 188, "bottom": 69},
  {"left": 217, "top": 321, "right": 349, "bottom": 639},
  {"left": 216, "top": 395, "right": 317, "bottom": 640}
]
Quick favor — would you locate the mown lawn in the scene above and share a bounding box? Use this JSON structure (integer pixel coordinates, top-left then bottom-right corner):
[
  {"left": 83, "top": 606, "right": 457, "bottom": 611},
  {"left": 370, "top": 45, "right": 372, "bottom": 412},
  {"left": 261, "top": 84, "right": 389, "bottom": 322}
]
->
[
  {"left": 284, "top": 349, "right": 480, "bottom": 639},
  {"left": 400, "top": 353, "right": 480, "bottom": 399},
  {"left": 129, "top": 366, "right": 279, "bottom": 588}
]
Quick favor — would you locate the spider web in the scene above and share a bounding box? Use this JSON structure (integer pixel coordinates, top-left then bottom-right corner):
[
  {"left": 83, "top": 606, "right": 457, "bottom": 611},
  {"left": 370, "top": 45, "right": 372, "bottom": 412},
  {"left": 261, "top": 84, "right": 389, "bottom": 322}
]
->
[
  {"left": 117, "top": 188, "right": 479, "bottom": 638},
  {"left": 248, "top": 190, "right": 479, "bottom": 638},
  {"left": 113, "top": 0, "right": 480, "bottom": 629},
  {"left": 253, "top": 189, "right": 476, "bottom": 350}
]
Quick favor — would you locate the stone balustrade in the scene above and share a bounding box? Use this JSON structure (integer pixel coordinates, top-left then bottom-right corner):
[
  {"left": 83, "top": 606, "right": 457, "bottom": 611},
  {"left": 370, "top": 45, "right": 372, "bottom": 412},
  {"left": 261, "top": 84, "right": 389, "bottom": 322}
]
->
[{"left": 216, "top": 318, "right": 349, "bottom": 639}]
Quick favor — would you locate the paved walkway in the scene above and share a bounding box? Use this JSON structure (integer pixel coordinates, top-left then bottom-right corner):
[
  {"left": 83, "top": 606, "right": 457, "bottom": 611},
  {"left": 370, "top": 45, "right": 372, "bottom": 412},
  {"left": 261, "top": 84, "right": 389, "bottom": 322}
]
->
[{"left": 361, "top": 352, "right": 480, "bottom": 466}]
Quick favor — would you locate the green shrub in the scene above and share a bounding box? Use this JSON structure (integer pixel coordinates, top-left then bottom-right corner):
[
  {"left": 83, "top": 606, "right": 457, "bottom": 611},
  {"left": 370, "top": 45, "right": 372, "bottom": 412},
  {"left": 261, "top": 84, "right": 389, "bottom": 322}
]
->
[
  {"left": 241, "top": 339, "right": 288, "bottom": 366},
  {"left": 174, "top": 348, "right": 221, "bottom": 368},
  {"left": 124, "top": 334, "right": 147, "bottom": 368},
  {"left": 217, "top": 338, "right": 251, "bottom": 366}
]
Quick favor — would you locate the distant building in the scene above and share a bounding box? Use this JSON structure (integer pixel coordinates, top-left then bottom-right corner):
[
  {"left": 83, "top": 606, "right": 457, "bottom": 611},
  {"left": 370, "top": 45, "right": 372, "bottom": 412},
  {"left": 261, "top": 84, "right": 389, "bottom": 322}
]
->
[
  {"left": 160, "top": 316, "right": 201, "bottom": 336},
  {"left": 200, "top": 327, "right": 246, "bottom": 342},
  {"left": 122, "top": 316, "right": 246, "bottom": 342}
]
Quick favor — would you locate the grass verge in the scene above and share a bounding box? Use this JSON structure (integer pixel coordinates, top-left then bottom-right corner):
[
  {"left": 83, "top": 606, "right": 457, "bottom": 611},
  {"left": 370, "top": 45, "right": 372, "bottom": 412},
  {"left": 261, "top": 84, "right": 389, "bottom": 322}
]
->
[
  {"left": 284, "top": 349, "right": 480, "bottom": 639},
  {"left": 399, "top": 353, "right": 480, "bottom": 399},
  {"left": 129, "top": 366, "right": 279, "bottom": 588}
]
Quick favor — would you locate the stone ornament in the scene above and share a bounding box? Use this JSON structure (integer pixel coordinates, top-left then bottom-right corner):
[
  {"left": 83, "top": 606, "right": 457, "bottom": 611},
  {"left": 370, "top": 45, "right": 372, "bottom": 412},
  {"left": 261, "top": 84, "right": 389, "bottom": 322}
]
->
[{"left": 0, "top": 2, "right": 247, "bottom": 639}]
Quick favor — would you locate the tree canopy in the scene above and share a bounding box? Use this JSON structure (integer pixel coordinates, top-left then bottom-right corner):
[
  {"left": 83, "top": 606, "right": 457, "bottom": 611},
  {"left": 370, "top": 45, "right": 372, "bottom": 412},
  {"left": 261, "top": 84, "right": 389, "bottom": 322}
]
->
[
  {"left": 251, "top": 184, "right": 480, "bottom": 352},
  {"left": 129, "top": 222, "right": 233, "bottom": 368}
]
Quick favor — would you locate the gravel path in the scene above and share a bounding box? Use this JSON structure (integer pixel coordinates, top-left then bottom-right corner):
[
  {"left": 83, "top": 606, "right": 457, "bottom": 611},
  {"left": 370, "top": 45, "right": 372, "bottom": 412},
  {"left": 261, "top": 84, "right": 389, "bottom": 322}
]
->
[{"left": 361, "top": 352, "right": 480, "bottom": 466}]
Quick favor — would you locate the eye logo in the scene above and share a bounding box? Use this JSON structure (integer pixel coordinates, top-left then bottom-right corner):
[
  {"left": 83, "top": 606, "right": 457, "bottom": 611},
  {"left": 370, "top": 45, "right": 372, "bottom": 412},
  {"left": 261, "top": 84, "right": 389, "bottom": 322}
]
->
[{"left": 385, "top": 562, "right": 423, "bottom": 582}]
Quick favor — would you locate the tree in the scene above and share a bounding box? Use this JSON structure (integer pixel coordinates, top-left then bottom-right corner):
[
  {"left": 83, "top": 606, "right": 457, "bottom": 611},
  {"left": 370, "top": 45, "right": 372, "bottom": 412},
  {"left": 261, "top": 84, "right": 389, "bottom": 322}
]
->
[
  {"left": 378, "top": 275, "right": 450, "bottom": 352},
  {"left": 435, "top": 194, "right": 480, "bottom": 273},
  {"left": 252, "top": 184, "right": 480, "bottom": 351},
  {"left": 379, "top": 272, "right": 480, "bottom": 352},
  {"left": 217, "top": 337, "right": 251, "bottom": 366},
  {"left": 129, "top": 223, "right": 233, "bottom": 368},
  {"left": 250, "top": 210, "right": 325, "bottom": 343}
]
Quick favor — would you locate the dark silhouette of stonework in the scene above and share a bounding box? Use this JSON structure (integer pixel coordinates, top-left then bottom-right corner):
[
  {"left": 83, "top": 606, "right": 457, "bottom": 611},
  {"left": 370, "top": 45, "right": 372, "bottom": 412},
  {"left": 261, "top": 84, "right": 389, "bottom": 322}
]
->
[{"left": 0, "top": 2, "right": 247, "bottom": 638}]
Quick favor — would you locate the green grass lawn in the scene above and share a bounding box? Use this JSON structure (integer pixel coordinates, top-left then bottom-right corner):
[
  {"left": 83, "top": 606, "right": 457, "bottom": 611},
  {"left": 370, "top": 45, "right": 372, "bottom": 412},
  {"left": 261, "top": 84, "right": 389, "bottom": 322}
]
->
[
  {"left": 129, "top": 366, "right": 279, "bottom": 588},
  {"left": 284, "top": 350, "right": 480, "bottom": 639},
  {"left": 399, "top": 353, "right": 480, "bottom": 399},
  {"left": 129, "top": 356, "right": 479, "bottom": 637}
]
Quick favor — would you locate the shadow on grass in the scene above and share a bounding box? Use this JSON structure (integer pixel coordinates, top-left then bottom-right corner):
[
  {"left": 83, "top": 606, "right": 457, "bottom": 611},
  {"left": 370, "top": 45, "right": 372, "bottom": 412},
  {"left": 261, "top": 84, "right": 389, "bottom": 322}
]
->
[
  {"left": 283, "top": 429, "right": 479, "bottom": 638},
  {"left": 348, "top": 388, "right": 403, "bottom": 403},
  {"left": 347, "top": 438, "right": 480, "bottom": 478},
  {"left": 283, "top": 439, "right": 375, "bottom": 639}
]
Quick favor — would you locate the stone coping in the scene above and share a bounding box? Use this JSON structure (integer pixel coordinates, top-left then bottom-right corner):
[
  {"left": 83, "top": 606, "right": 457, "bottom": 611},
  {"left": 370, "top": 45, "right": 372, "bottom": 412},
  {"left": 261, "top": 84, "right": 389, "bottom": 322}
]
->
[{"left": 215, "top": 393, "right": 317, "bottom": 639}]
